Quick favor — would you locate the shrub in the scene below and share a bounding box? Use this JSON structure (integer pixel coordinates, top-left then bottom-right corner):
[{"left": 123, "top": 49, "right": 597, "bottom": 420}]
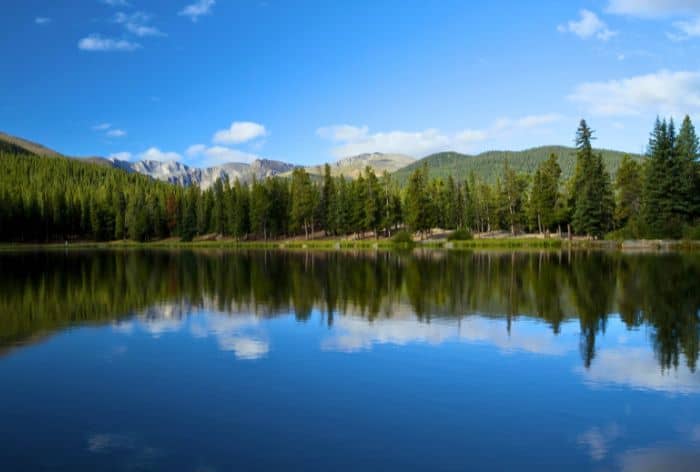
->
[
  {"left": 391, "top": 230, "right": 415, "bottom": 245},
  {"left": 683, "top": 223, "right": 700, "bottom": 241},
  {"left": 447, "top": 228, "right": 473, "bottom": 241}
]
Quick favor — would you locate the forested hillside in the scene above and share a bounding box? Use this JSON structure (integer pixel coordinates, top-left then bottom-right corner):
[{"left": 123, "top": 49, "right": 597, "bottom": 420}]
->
[
  {"left": 0, "top": 153, "right": 183, "bottom": 242},
  {"left": 392, "top": 146, "right": 642, "bottom": 184},
  {"left": 0, "top": 132, "right": 62, "bottom": 157},
  {"left": 1, "top": 117, "right": 698, "bottom": 243}
]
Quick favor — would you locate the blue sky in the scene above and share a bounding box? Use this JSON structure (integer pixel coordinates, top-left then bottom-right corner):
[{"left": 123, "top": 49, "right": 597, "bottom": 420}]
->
[{"left": 2, "top": 0, "right": 699, "bottom": 167}]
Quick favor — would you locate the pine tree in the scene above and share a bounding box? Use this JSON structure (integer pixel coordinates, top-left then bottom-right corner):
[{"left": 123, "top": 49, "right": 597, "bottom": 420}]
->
[
  {"left": 528, "top": 154, "right": 561, "bottom": 234},
  {"left": 571, "top": 120, "right": 614, "bottom": 238},
  {"left": 675, "top": 115, "right": 700, "bottom": 221},
  {"left": 614, "top": 155, "right": 642, "bottom": 231},
  {"left": 180, "top": 186, "right": 198, "bottom": 242},
  {"left": 404, "top": 164, "right": 431, "bottom": 237},
  {"left": 250, "top": 177, "right": 271, "bottom": 239},
  {"left": 643, "top": 118, "right": 684, "bottom": 238},
  {"left": 289, "top": 168, "right": 316, "bottom": 239},
  {"left": 500, "top": 160, "right": 529, "bottom": 235},
  {"left": 320, "top": 164, "right": 335, "bottom": 235},
  {"left": 363, "top": 166, "right": 382, "bottom": 236},
  {"left": 211, "top": 178, "right": 226, "bottom": 235}
]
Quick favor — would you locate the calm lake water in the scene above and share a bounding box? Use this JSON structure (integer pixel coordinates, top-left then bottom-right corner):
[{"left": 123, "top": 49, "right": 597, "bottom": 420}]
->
[{"left": 1, "top": 249, "right": 699, "bottom": 471}]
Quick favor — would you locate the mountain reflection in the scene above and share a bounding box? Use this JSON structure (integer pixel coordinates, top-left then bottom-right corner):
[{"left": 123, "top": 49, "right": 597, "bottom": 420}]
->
[{"left": 1, "top": 249, "right": 699, "bottom": 372}]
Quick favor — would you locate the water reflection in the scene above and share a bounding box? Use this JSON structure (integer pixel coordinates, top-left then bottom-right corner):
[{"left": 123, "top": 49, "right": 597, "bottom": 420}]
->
[
  {"left": 577, "top": 347, "right": 700, "bottom": 394},
  {"left": 1, "top": 249, "right": 699, "bottom": 373}
]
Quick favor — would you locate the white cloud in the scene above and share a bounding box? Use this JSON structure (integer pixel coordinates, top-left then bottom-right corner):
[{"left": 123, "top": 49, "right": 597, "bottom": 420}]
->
[
  {"left": 577, "top": 346, "right": 700, "bottom": 393},
  {"left": 322, "top": 315, "right": 575, "bottom": 355},
  {"left": 558, "top": 10, "right": 617, "bottom": 41},
  {"left": 185, "top": 144, "right": 207, "bottom": 157},
  {"left": 577, "top": 424, "right": 623, "bottom": 461},
  {"left": 114, "top": 11, "right": 165, "bottom": 37},
  {"left": 317, "top": 113, "right": 562, "bottom": 158},
  {"left": 78, "top": 34, "right": 141, "bottom": 52},
  {"left": 102, "top": 0, "right": 131, "bottom": 6},
  {"left": 108, "top": 151, "right": 133, "bottom": 161},
  {"left": 213, "top": 121, "right": 267, "bottom": 144},
  {"left": 317, "top": 127, "right": 451, "bottom": 158},
  {"left": 138, "top": 147, "right": 182, "bottom": 161},
  {"left": 569, "top": 69, "right": 700, "bottom": 116},
  {"left": 106, "top": 129, "right": 127, "bottom": 137},
  {"left": 93, "top": 123, "right": 126, "bottom": 138},
  {"left": 515, "top": 113, "right": 563, "bottom": 128},
  {"left": 179, "top": 0, "right": 216, "bottom": 22},
  {"left": 35, "top": 17, "right": 51, "bottom": 25},
  {"left": 186, "top": 144, "right": 261, "bottom": 166},
  {"left": 316, "top": 125, "right": 369, "bottom": 142},
  {"left": 607, "top": 0, "right": 700, "bottom": 17},
  {"left": 455, "top": 129, "right": 489, "bottom": 143},
  {"left": 669, "top": 17, "right": 700, "bottom": 39},
  {"left": 491, "top": 113, "right": 563, "bottom": 132}
]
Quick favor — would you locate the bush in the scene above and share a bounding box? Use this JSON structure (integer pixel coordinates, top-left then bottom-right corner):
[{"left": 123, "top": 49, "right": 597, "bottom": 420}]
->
[
  {"left": 391, "top": 230, "right": 415, "bottom": 245},
  {"left": 683, "top": 223, "right": 700, "bottom": 240},
  {"left": 447, "top": 228, "right": 473, "bottom": 241},
  {"left": 605, "top": 219, "right": 644, "bottom": 241}
]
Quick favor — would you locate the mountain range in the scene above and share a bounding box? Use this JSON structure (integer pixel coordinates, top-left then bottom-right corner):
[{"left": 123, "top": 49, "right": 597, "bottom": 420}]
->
[
  {"left": 0, "top": 131, "right": 642, "bottom": 187},
  {"left": 107, "top": 157, "right": 297, "bottom": 188}
]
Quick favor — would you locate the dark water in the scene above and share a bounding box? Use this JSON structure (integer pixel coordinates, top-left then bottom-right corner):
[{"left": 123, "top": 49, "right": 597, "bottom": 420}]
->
[{"left": 1, "top": 250, "right": 699, "bottom": 471}]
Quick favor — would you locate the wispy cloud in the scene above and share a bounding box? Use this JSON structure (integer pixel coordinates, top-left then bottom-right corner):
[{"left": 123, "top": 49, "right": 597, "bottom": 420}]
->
[
  {"left": 569, "top": 69, "right": 700, "bottom": 116},
  {"left": 34, "top": 17, "right": 52, "bottom": 25},
  {"left": 577, "top": 346, "right": 700, "bottom": 393},
  {"left": 317, "top": 114, "right": 563, "bottom": 158},
  {"left": 93, "top": 123, "right": 112, "bottom": 131},
  {"left": 606, "top": 0, "right": 700, "bottom": 18},
  {"left": 114, "top": 11, "right": 166, "bottom": 37},
  {"left": 109, "top": 151, "right": 133, "bottom": 161},
  {"left": 101, "top": 0, "right": 131, "bottom": 7},
  {"left": 186, "top": 144, "right": 261, "bottom": 166},
  {"left": 558, "top": 10, "right": 617, "bottom": 41},
  {"left": 577, "top": 424, "right": 623, "bottom": 461},
  {"left": 94, "top": 123, "right": 127, "bottom": 138},
  {"left": 213, "top": 121, "right": 267, "bottom": 144},
  {"left": 78, "top": 34, "right": 141, "bottom": 52},
  {"left": 669, "top": 16, "right": 700, "bottom": 40},
  {"left": 179, "top": 0, "right": 216, "bottom": 22},
  {"left": 107, "top": 129, "right": 127, "bottom": 138},
  {"left": 139, "top": 147, "right": 182, "bottom": 161}
]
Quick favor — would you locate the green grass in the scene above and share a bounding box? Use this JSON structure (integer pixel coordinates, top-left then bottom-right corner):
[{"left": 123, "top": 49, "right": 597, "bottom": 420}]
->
[{"left": 4, "top": 237, "right": 700, "bottom": 252}]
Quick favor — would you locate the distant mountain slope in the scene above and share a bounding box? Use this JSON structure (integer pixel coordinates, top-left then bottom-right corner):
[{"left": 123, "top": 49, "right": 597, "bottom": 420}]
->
[
  {"left": 392, "top": 146, "right": 644, "bottom": 184},
  {"left": 108, "top": 157, "right": 296, "bottom": 188},
  {"left": 0, "top": 132, "right": 63, "bottom": 157},
  {"left": 302, "top": 152, "right": 416, "bottom": 178}
]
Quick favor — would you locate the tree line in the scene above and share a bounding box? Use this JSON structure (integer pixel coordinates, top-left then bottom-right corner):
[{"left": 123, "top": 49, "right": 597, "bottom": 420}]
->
[{"left": 0, "top": 116, "right": 697, "bottom": 242}]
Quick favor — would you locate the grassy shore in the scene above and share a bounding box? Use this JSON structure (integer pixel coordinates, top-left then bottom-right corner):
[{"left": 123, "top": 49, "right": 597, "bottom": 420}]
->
[{"left": 2, "top": 237, "right": 700, "bottom": 251}]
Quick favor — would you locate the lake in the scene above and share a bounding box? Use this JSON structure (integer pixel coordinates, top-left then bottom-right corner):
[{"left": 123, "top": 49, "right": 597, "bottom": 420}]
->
[{"left": 0, "top": 249, "right": 699, "bottom": 471}]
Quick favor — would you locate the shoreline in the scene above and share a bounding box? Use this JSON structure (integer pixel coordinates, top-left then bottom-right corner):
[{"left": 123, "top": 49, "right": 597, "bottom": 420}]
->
[{"left": 1, "top": 238, "right": 699, "bottom": 252}]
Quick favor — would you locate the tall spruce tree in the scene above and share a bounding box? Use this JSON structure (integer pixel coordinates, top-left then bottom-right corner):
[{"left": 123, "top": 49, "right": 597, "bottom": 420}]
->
[
  {"left": 643, "top": 118, "right": 684, "bottom": 238},
  {"left": 571, "top": 120, "right": 614, "bottom": 238},
  {"left": 289, "top": 168, "right": 316, "bottom": 239},
  {"left": 614, "top": 155, "right": 642, "bottom": 232},
  {"left": 675, "top": 115, "right": 700, "bottom": 221},
  {"left": 320, "top": 164, "right": 336, "bottom": 235},
  {"left": 528, "top": 154, "right": 561, "bottom": 234},
  {"left": 404, "top": 163, "right": 431, "bottom": 236},
  {"left": 500, "top": 160, "right": 529, "bottom": 235}
]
